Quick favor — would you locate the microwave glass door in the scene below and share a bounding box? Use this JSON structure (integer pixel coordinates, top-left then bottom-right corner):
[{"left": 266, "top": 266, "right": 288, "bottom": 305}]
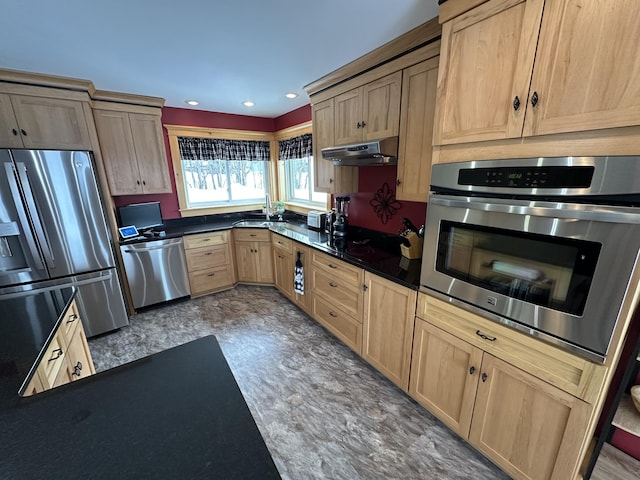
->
[{"left": 435, "top": 221, "right": 602, "bottom": 316}]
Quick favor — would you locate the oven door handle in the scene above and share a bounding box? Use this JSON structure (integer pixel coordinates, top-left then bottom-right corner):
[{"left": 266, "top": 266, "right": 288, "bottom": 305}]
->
[{"left": 430, "top": 195, "right": 640, "bottom": 223}]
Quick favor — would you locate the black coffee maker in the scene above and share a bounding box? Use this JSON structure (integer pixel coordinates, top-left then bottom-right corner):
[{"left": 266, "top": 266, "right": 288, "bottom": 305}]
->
[{"left": 331, "top": 196, "right": 350, "bottom": 250}]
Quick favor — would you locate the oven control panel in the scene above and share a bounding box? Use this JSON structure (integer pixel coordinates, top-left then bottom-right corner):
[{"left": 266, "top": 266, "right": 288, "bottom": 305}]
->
[{"left": 458, "top": 166, "right": 594, "bottom": 188}]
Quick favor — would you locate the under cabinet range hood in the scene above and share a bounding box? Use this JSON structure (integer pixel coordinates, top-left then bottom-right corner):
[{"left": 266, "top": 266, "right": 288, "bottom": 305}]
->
[{"left": 322, "top": 137, "right": 399, "bottom": 166}]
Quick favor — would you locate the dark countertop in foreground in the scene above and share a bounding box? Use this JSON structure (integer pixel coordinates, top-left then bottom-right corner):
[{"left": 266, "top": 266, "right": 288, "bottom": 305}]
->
[
  {"left": 0, "top": 336, "right": 280, "bottom": 480},
  {"left": 123, "top": 216, "right": 422, "bottom": 289}
]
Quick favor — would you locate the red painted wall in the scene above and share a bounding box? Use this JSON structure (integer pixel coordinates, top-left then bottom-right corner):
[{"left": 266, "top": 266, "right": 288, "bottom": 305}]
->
[
  {"left": 344, "top": 165, "right": 427, "bottom": 235},
  {"left": 113, "top": 106, "right": 308, "bottom": 220}
]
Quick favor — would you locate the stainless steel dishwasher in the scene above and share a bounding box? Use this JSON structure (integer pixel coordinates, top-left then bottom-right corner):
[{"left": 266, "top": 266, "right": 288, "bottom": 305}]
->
[{"left": 120, "top": 237, "right": 190, "bottom": 309}]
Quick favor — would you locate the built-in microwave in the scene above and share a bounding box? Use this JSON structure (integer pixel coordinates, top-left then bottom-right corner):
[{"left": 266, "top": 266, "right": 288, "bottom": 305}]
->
[{"left": 420, "top": 157, "right": 640, "bottom": 363}]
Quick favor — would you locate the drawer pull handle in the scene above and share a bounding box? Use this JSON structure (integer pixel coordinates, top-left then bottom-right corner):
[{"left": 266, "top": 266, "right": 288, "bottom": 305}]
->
[
  {"left": 204, "top": 252, "right": 212, "bottom": 255},
  {"left": 72, "top": 361, "right": 83, "bottom": 377},
  {"left": 208, "top": 273, "right": 216, "bottom": 277},
  {"left": 67, "top": 313, "right": 78, "bottom": 323},
  {"left": 481, "top": 373, "right": 488, "bottom": 383},
  {"left": 476, "top": 330, "right": 496, "bottom": 342},
  {"left": 329, "top": 311, "right": 337, "bottom": 318},
  {"left": 469, "top": 366, "right": 476, "bottom": 375},
  {"left": 250, "top": 234, "right": 257, "bottom": 237},
  {"left": 48, "top": 348, "right": 63, "bottom": 362},
  {"left": 329, "top": 282, "right": 338, "bottom": 288},
  {"left": 328, "top": 264, "right": 337, "bottom": 269},
  {"left": 203, "top": 238, "right": 211, "bottom": 242}
]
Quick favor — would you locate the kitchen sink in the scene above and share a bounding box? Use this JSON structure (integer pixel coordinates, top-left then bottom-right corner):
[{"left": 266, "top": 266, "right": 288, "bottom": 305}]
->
[{"left": 232, "top": 220, "right": 271, "bottom": 227}]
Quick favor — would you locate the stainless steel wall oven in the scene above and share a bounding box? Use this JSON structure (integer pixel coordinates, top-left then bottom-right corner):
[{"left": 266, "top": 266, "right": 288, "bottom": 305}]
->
[{"left": 421, "top": 157, "right": 640, "bottom": 363}]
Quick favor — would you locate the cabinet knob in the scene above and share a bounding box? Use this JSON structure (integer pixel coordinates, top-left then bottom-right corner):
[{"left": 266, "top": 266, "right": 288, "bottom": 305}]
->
[
  {"left": 136, "top": 180, "right": 141, "bottom": 185},
  {"left": 513, "top": 96, "right": 521, "bottom": 111},
  {"left": 72, "top": 361, "right": 83, "bottom": 377},
  {"left": 481, "top": 373, "right": 488, "bottom": 383},
  {"left": 329, "top": 282, "right": 338, "bottom": 288},
  {"left": 142, "top": 180, "right": 146, "bottom": 186},
  {"left": 329, "top": 178, "right": 333, "bottom": 184},
  {"left": 361, "top": 121, "right": 366, "bottom": 128},
  {"left": 356, "top": 122, "right": 362, "bottom": 128},
  {"left": 396, "top": 179, "right": 401, "bottom": 186},
  {"left": 21, "top": 129, "right": 27, "bottom": 136},
  {"left": 363, "top": 284, "right": 368, "bottom": 291},
  {"left": 469, "top": 366, "right": 476, "bottom": 375},
  {"left": 531, "top": 91, "right": 539, "bottom": 107},
  {"left": 12, "top": 128, "right": 18, "bottom": 136}
]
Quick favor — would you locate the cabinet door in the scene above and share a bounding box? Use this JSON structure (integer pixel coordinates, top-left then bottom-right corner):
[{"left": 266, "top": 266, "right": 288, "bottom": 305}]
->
[
  {"left": 255, "top": 242, "right": 274, "bottom": 284},
  {"left": 129, "top": 113, "right": 172, "bottom": 194},
  {"left": 470, "top": 353, "right": 591, "bottom": 480},
  {"left": 334, "top": 88, "right": 362, "bottom": 145},
  {"left": 273, "top": 248, "right": 294, "bottom": 299},
  {"left": 312, "top": 98, "right": 358, "bottom": 194},
  {"left": 433, "top": 0, "right": 545, "bottom": 145},
  {"left": 523, "top": 0, "right": 640, "bottom": 137},
  {"left": 397, "top": 58, "right": 438, "bottom": 202},
  {"left": 361, "top": 72, "right": 402, "bottom": 141},
  {"left": 409, "top": 318, "right": 483, "bottom": 437},
  {"left": 234, "top": 241, "right": 256, "bottom": 282},
  {"left": 0, "top": 93, "right": 23, "bottom": 148},
  {"left": 10, "top": 95, "right": 92, "bottom": 150},
  {"left": 93, "top": 109, "right": 143, "bottom": 195},
  {"left": 362, "top": 273, "right": 416, "bottom": 391}
]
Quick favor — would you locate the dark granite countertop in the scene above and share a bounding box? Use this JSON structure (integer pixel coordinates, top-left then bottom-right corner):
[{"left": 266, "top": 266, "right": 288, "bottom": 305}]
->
[
  {"left": 121, "top": 213, "right": 422, "bottom": 290},
  {"left": 0, "top": 336, "right": 280, "bottom": 480}
]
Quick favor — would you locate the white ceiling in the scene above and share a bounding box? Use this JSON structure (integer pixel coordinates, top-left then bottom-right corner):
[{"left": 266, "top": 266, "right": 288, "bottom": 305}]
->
[{"left": 0, "top": 0, "right": 439, "bottom": 118}]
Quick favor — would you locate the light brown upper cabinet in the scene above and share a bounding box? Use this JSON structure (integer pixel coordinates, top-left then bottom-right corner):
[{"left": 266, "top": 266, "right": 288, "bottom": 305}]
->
[
  {"left": 434, "top": 0, "right": 640, "bottom": 146},
  {"left": 396, "top": 57, "right": 439, "bottom": 202},
  {"left": 312, "top": 98, "right": 358, "bottom": 194},
  {"left": 0, "top": 92, "right": 92, "bottom": 150},
  {"left": 334, "top": 72, "right": 402, "bottom": 145},
  {"left": 93, "top": 103, "right": 171, "bottom": 195}
]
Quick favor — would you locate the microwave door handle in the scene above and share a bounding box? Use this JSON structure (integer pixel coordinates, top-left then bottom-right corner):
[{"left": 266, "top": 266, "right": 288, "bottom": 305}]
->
[
  {"left": 3, "top": 162, "right": 46, "bottom": 271},
  {"left": 14, "top": 162, "right": 55, "bottom": 269}
]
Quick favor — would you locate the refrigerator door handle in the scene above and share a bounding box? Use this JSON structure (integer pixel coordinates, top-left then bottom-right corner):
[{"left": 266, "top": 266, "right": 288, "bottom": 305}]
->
[
  {"left": 15, "top": 162, "right": 55, "bottom": 269},
  {"left": 3, "top": 162, "right": 46, "bottom": 271},
  {"left": 0, "top": 270, "right": 113, "bottom": 300}
]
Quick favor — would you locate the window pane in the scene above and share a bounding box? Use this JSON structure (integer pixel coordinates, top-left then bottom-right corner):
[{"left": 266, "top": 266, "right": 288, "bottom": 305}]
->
[
  {"left": 181, "top": 158, "right": 268, "bottom": 207},
  {"left": 283, "top": 156, "right": 327, "bottom": 206},
  {"left": 227, "top": 160, "right": 268, "bottom": 201}
]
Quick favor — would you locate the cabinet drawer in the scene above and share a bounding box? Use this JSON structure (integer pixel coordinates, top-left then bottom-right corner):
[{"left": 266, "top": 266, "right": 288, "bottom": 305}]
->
[
  {"left": 312, "top": 267, "right": 363, "bottom": 320},
  {"left": 311, "top": 250, "right": 363, "bottom": 285},
  {"left": 37, "top": 331, "right": 67, "bottom": 388},
  {"left": 417, "top": 293, "right": 606, "bottom": 403},
  {"left": 271, "top": 233, "right": 293, "bottom": 253},
  {"left": 65, "top": 327, "right": 95, "bottom": 381},
  {"left": 183, "top": 230, "right": 229, "bottom": 249},
  {"left": 60, "top": 299, "right": 81, "bottom": 341},
  {"left": 313, "top": 295, "right": 362, "bottom": 354},
  {"left": 234, "top": 228, "right": 270, "bottom": 242},
  {"left": 185, "top": 244, "right": 231, "bottom": 272},
  {"left": 189, "top": 265, "right": 234, "bottom": 296}
]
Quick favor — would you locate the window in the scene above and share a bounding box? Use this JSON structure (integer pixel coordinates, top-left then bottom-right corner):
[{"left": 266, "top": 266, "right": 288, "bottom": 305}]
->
[
  {"left": 177, "top": 137, "right": 270, "bottom": 208},
  {"left": 279, "top": 133, "right": 327, "bottom": 207}
]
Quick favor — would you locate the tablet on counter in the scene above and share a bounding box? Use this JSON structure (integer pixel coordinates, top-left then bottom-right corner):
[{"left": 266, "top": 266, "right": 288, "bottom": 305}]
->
[{"left": 118, "top": 225, "right": 139, "bottom": 240}]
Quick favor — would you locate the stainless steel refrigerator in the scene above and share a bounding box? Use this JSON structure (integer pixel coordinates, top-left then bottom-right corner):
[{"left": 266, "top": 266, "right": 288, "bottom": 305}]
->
[{"left": 0, "top": 149, "right": 128, "bottom": 337}]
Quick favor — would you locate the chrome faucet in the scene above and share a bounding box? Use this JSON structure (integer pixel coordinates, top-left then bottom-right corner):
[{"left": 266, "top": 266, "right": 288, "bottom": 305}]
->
[{"left": 265, "top": 193, "right": 272, "bottom": 220}]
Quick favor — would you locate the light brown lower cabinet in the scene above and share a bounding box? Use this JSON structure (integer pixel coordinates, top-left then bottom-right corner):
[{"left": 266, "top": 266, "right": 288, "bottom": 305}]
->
[
  {"left": 234, "top": 229, "right": 273, "bottom": 284},
  {"left": 410, "top": 309, "right": 593, "bottom": 480},
  {"left": 184, "top": 230, "right": 235, "bottom": 297},
  {"left": 362, "top": 273, "right": 417, "bottom": 391},
  {"left": 24, "top": 298, "right": 95, "bottom": 396}
]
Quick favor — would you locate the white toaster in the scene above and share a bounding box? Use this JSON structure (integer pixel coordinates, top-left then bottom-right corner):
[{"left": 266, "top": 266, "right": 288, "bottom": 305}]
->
[{"left": 307, "top": 211, "right": 327, "bottom": 230}]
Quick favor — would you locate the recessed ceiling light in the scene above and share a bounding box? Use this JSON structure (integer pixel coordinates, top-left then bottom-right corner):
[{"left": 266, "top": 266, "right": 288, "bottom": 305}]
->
[
  {"left": 243, "top": 101, "right": 255, "bottom": 107},
  {"left": 185, "top": 100, "right": 199, "bottom": 106},
  {"left": 285, "top": 92, "right": 298, "bottom": 99}
]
